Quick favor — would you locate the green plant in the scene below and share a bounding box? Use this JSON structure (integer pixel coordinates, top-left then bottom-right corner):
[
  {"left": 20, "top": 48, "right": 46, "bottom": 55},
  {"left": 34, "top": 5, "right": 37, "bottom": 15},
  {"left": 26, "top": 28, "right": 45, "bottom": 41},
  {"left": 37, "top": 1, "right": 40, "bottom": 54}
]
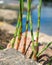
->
[
  {"left": 11, "top": 0, "right": 24, "bottom": 48},
  {"left": 37, "top": 41, "right": 52, "bottom": 57},
  {"left": 16, "top": 0, "right": 24, "bottom": 50},
  {"left": 0, "top": 46, "right": 4, "bottom": 50},
  {"left": 31, "top": 0, "right": 42, "bottom": 60},
  {"left": 10, "top": 0, "right": 52, "bottom": 63},
  {"left": 22, "top": 0, "right": 35, "bottom": 56},
  {"left": 22, "top": 0, "right": 29, "bottom": 54},
  {"left": 48, "top": 57, "right": 52, "bottom": 65}
]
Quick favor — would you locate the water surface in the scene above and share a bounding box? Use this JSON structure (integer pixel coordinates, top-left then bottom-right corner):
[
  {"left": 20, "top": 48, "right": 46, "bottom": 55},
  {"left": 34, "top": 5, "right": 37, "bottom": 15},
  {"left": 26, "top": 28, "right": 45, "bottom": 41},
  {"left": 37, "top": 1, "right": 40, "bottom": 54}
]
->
[
  {"left": 1, "top": 0, "right": 52, "bottom": 36},
  {"left": 22, "top": 0, "right": 52, "bottom": 36}
]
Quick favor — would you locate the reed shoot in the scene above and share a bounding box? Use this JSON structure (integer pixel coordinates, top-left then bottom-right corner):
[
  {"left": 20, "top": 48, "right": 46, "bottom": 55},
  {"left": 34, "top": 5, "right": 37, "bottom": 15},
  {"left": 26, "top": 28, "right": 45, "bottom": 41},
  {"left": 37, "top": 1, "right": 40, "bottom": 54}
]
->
[
  {"left": 11, "top": 0, "right": 24, "bottom": 48},
  {"left": 37, "top": 41, "right": 52, "bottom": 57},
  {"left": 26, "top": 0, "right": 37, "bottom": 60},
  {"left": 16, "top": 0, "right": 24, "bottom": 50},
  {"left": 31, "top": 0, "right": 42, "bottom": 60},
  {"left": 11, "top": 16, "right": 20, "bottom": 48},
  {"left": 22, "top": 0, "right": 31, "bottom": 54}
]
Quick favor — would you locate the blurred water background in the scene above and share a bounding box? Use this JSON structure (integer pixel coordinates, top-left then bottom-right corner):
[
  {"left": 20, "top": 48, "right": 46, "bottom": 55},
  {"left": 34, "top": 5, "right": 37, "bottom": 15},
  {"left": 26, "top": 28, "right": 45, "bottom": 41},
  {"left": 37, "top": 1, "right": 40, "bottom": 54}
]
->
[{"left": 0, "top": 0, "right": 52, "bottom": 36}]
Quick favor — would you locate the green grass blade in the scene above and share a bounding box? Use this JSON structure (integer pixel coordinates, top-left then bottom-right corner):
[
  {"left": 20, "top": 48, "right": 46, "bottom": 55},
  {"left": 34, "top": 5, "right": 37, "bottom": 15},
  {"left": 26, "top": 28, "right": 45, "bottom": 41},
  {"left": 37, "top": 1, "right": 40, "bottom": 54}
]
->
[
  {"left": 16, "top": 0, "right": 24, "bottom": 50},
  {"left": 11, "top": 0, "right": 24, "bottom": 48},
  {"left": 37, "top": 42, "right": 52, "bottom": 57},
  {"left": 35, "top": 0, "right": 42, "bottom": 52}
]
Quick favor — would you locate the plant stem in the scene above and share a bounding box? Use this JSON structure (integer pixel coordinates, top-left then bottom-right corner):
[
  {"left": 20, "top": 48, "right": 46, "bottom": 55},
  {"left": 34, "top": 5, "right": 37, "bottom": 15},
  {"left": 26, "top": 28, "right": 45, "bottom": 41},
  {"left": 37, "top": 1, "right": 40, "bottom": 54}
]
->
[
  {"left": 11, "top": 0, "right": 24, "bottom": 48},
  {"left": 30, "top": 14, "right": 37, "bottom": 60},
  {"left": 29, "top": 0, "right": 34, "bottom": 45},
  {"left": 32, "top": 0, "right": 42, "bottom": 60},
  {"left": 11, "top": 14, "right": 20, "bottom": 48},
  {"left": 22, "top": 0, "right": 30, "bottom": 54},
  {"left": 15, "top": 0, "right": 24, "bottom": 50},
  {"left": 37, "top": 42, "right": 52, "bottom": 57},
  {"left": 27, "top": 0, "right": 37, "bottom": 60},
  {"left": 22, "top": 21, "right": 28, "bottom": 54}
]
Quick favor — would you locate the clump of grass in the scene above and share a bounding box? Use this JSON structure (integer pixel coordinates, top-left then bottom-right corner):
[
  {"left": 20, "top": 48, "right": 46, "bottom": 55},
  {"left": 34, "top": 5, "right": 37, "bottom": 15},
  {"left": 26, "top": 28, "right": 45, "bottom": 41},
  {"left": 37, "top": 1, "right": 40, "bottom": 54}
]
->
[{"left": 10, "top": 0, "right": 52, "bottom": 63}]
